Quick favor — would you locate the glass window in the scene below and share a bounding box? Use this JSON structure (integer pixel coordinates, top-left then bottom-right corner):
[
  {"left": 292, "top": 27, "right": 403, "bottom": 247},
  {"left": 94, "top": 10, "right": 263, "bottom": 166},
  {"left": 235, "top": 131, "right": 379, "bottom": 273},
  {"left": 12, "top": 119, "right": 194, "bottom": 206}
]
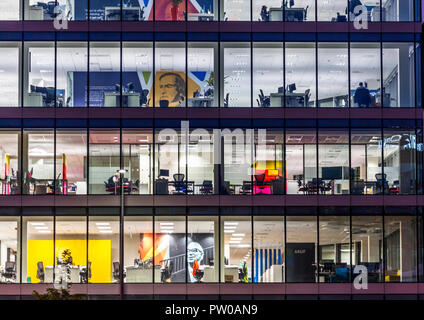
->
[
  {"left": 253, "top": 129, "right": 284, "bottom": 195},
  {"left": 156, "top": 0, "right": 186, "bottom": 20},
  {"left": 253, "top": 216, "right": 284, "bottom": 283},
  {"left": 0, "top": 42, "right": 21, "bottom": 107},
  {"left": 382, "top": 0, "right": 414, "bottom": 21},
  {"left": 57, "top": 42, "right": 88, "bottom": 108},
  {"left": 384, "top": 215, "right": 417, "bottom": 282},
  {"left": 383, "top": 43, "right": 415, "bottom": 108},
  {"left": 221, "top": 43, "right": 251, "bottom": 108},
  {"left": 286, "top": 128, "right": 317, "bottom": 194},
  {"left": 253, "top": 43, "right": 284, "bottom": 108},
  {"left": 0, "top": 217, "right": 19, "bottom": 283},
  {"left": 188, "top": 129, "right": 215, "bottom": 195},
  {"left": 188, "top": 42, "right": 218, "bottom": 107},
  {"left": 318, "top": 0, "right": 348, "bottom": 21},
  {"left": 285, "top": 42, "right": 316, "bottom": 107},
  {"left": 88, "top": 129, "right": 121, "bottom": 195},
  {"left": 383, "top": 128, "right": 417, "bottom": 195},
  {"left": 121, "top": 0, "right": 151, "bottom": 21},
  {"left": 89, "top": 216, "right": 119, "bottom": 283},
  {"left": 155, "top": 42, "right": 186, "bottom": 108},
  {"left": 222, "top": 128, "right": 252, "bottom": 195},
  {"left": 350, "top": 128, "right": 382, "bottom": 195},
  {"left": 286, "top": 215, "right": 317, "bottom": 283},
  {"left": 90, "top": 0, "right": 119, "bottom": 21},
  {"left": 56, "top": 129, "right": 87, "bottom": 195},
  {"left": 23, "top": 130, "right": 54, "bottom": 195},
  {"left": 154, "top": 216, "right": 186, "bottom": 283},
  {"left": 89, "top": 42, "right": 121, "bottom": 107},
  {"left": 23, "top": 216, "right": 53, "bottom": 284},
  {"left": 318, "top": 129, "right": 350, "bottom": 195},
  {"left": 187, "top": 0, "right": 217, "bottom": 21},
  {"left": 348, "top": 0, "right": 381, "bottom": 22},
  {"left": 350, "top": 43, "right": 381, "bottom": 108},
  {"left": 221, "top": 216, "right": 251, "bottom": 283},
  {"left": 318, "top": 216, "right": 350, "bottom": 283},
  {"left": 187, "top": 216, "right": 218, "bottom": 283},
  {"left": 124, "top": 216, "right": 155, "bottom": 283},
  {"left": 154, "top": 128, "right": 186, "bottom": 195},
  {"left": 122, "top": 130, "right": 153, "bottom": 195},
  {"left": 24, "top": 42, "right": 55, "bottom": 107},
  {"left": 221, "top": 0, "right": 250, "bottom": 21},
  {"left": 318, "top": 43, "right": 349, "bottom": 108},
  {"left": 0, "top": 131, "right": 20, "bottom": 195},
  {"left": 254, "top": 0, "right": 314, "bottom": 21},
  {"left": 25, "top": 0, "right": 76, "bottom": 21},
  {"left": 0, "top": 0, "right": 21, "bottom": 20},
  {"left": 122, "top": 42, "right": 153, "bottom": 108},
  {"left": 55, "top": 216, "right": 87, "bottom": 284},
  {"left": 351, "top": 215, "right": 383, "bottom": 282}
]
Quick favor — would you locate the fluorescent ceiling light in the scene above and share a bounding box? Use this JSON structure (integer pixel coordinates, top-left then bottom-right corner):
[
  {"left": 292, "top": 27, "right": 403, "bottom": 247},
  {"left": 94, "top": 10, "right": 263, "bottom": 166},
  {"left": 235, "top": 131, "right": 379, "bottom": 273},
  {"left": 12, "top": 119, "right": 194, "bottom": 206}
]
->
[
  {"left": 97, "top": 226, "right": 111, "bottom": 230},
  {"left": 224, "top": 230, "right": 234, "bottom": 233},
  {"left": 232, "top": 233, "right": 245, "bottom": 237},
  {"left": 230, "top": 237, "right": 243, "bottom": 241},
  {"left": 224, "top": 226, "right": 237, "bottom": 230},
  {"left": 224, "top": 222, "right": 238, "bottom": 226},
  {"left": 31, "top": 222, "right": 45, "bottom": 226},
  {"left": 235, "top": 244, "right": 250, "bottom": 248},
  {"left": 160, "top": 222, "right": 174, "bottom": 226},
  {"left": 229, "top": 241, "right": 241, "bottom": 244},
  {"left": 99, "top": 230, "right": 113, "bottom": 234},
  {"left": 34, "top": 226, "right": 48, "bottom": 230},
  {"left": 96, "top": 222, "right": 110, "bottom": 226},
  {"left": 38, "top": 230, "right": 50, "bottom": 233}
]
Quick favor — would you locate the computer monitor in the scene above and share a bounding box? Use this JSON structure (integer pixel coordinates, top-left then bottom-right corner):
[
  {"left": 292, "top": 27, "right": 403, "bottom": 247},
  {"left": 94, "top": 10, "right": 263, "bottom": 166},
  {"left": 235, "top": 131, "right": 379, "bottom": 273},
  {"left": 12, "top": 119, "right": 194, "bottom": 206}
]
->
[
  {"left": 278, "top": 86, "right": 285, "bottom": 93},
  {"left": 287, "top": 83, "right": 296, "bottom": 93},
  {"left": 127, "top": 82, "right": 135, "bottom": 93},
  {"left": 159, "top": 169, "right": 169, "bottom": 177}
]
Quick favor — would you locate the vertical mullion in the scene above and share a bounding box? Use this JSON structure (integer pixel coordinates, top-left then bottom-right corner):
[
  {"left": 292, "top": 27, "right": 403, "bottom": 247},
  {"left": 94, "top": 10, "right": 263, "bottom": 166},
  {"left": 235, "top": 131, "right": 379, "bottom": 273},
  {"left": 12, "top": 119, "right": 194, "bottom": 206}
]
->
[{"left": 347, "top": 34, "right": 351, "bottom": 108}]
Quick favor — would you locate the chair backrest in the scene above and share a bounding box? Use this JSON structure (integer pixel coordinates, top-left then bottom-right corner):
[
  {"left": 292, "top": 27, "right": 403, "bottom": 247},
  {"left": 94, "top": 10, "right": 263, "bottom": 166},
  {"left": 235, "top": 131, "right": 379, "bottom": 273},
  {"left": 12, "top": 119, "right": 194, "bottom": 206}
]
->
[
  {"left": 5, "top": 261, "right": 15, "bottom": 272},
  {"left": 375, "top": 173, "right": 386, "bottom": 181},
  {"left": 202, "top": 180, "right": 213, "bottom": 188},
  {"left": 173, "top": 173, "right": 185, "bottom": 182},
  {"left": 113, "top": 261, "right": 120, "bottom": 274},
  {"left": 254, "top": 174, "right": 266, "bottom": 185}
]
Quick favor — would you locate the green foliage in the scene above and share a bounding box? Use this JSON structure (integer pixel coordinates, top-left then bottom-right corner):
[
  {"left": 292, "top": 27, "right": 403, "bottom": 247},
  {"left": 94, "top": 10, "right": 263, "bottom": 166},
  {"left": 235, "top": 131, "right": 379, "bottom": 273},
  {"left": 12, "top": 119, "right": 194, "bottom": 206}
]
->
[
  {"left": 61, "top": 249, "right": 72, "bottom": 265},
  {"left": 206, "top": 72, "right": 214, "bottom": 87},
  {"left": 32, "top": 288, "right": 86, "bottom": 300}
]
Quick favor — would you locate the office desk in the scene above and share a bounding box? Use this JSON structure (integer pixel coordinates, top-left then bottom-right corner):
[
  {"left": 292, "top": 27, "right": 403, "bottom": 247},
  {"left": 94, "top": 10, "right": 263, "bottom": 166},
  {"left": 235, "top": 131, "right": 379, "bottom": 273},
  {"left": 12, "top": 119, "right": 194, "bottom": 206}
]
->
[
  {"left": 270, "top": 92, "right": 307, "bottom": 107},
  {"left": 105, "top": 7, "right": 141, "bottom": 21},
  {"left": 201, "top": 266, "right": 215, "bottom": 282},
  {"left": 125, "top": 266, "right": 161, "bottom": 283},
  {"left": 104, "top": 92, "right": 140, "bottom": 107},
  {"left": 45, "top": 265, "right": 81, "bottom": 283},
  {"left": 224, "top": 266, "right": 239, "bottom": 283},
  {"left": 187, "top": 13, "right": 214, "bottom": 21},
  {"left": 188, "top": 97, "right": 214, "bottom": 107},
  {"left": 26, "top": 92, "right": 44, "bottom": 107},
  {"left": 269, "top": 7, "right": 306, "bottom": 22}
]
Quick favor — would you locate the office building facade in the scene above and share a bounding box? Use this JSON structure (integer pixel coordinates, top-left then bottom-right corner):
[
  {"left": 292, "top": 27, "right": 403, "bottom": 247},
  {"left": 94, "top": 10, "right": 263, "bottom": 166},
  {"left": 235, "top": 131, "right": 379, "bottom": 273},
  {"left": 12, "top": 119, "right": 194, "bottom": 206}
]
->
[{"left": 0, "top": 0, "right": 422, "bottom": 300}]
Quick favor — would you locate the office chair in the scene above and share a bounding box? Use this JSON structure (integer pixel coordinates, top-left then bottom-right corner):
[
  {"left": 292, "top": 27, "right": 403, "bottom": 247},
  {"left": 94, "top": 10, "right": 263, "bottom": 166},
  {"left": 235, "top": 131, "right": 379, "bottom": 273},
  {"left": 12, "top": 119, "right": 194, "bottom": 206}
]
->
[
  {"left": 258, "top": 89, "right": 270, "bottom": 107},
  {"left": 199, "top": 180, "right": 213, "bottom": 195},
  {"left": 220, "top": 181, "right": 234, "bottom": 195},
  {"left": 1, "top": 261, "right": 16, "bottom": 282},
  {"left": 375, "top": 173, "right": 389, "bottom": 194},
  {"left": 240, "top": 181, "right": 252, "bottom": 195},
  {"left": 173, "top": 173, "right": 192, "bottom": 194},
  {"left": 254, "top": 174, "right": 266, "bottom": 194},
  {"left": 304, "top": 5, "right": 309, "bottom": 20},
  {"left": 112, "top": 261, "right": 125, "bottom": 282},
  {"left": 161, "top": 260, "right": 174, "bottom": 283},
  {"left": 389, "top": 180, "right": 400, "bottom": 195},
  {"left": 46, "top": 1, "right": 60, "bottom": 19},
  {"left": 80, "top": 261, "right": 91, "bottom": 283},
  {"left": 36, "top": 261, "right": 45, "bottom": 283},
  {"left": 223, "top": 93, "right": 229, "bottom": 107}
]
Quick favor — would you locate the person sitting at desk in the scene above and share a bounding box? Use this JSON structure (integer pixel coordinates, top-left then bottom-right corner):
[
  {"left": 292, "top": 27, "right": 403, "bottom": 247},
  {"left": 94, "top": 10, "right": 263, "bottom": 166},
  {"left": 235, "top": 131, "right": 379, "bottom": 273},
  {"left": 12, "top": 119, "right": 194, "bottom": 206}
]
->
[
  {"left": 260, "top": 6, "right": 269, "bottom": 21},
  {"left": 354, "top": 82, "right": 371, "bottom": 107}
]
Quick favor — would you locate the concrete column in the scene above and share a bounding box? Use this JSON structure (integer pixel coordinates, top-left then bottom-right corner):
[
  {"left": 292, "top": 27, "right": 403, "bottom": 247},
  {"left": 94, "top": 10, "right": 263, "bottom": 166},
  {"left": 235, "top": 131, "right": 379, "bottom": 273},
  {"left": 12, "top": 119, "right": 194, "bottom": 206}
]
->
[
  {"left": 400, "top": 219, "right": 416, "bottom": 281},
  {"left": 398, "top": 44, "right": 413, "bottom": 107},
  {"left": 368, "top": 235, "right": 380, "bottom": 262}
]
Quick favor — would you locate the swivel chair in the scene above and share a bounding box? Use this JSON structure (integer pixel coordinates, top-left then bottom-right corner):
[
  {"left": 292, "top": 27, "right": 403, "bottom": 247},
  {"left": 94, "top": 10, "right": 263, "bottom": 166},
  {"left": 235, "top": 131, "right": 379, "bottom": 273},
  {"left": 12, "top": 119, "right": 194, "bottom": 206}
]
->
[
  {"left": 254, "top": 173, "right": 266, "bottom": 194},
  {"left": 79, "top": 261, "right": 91, "bottom": 283},
  {"left": 199, "top": 180, "right": 213, "bottom": 195},
  {"left": 161, "top": 260, "right": 174, "bottom": 283},
  {"left": 240, "top": 181, "right": 252, "bottom": 195},
  {"left": 36, "top": 261, "right": 45, "bottom": 283},
  {"left": 112, "top": 261, "right": 125, "bottom": 282},
  {"left": 1, "top": 261, "right": 16, "bottom": 283},
  {"left": 375, "top": 173, "right": 389, "bottom": 194},
  {"left": 173, "top": 173, "right": 192, "bottom": 194}
]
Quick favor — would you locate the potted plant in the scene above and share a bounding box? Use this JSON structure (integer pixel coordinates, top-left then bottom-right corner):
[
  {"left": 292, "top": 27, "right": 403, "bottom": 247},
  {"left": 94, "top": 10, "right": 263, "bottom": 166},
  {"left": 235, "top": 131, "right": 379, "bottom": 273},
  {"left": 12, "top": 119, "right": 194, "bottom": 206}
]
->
[{"left": 169, "top": 0, "right": 183, "bottom": 21}]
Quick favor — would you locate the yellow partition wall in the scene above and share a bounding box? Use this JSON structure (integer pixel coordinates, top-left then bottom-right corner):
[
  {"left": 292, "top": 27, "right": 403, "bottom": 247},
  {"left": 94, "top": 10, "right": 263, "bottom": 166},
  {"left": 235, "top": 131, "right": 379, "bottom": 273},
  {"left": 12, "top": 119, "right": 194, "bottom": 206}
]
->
[{"left": 27, "top": 240, "right": 111, "bottom": 283}]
